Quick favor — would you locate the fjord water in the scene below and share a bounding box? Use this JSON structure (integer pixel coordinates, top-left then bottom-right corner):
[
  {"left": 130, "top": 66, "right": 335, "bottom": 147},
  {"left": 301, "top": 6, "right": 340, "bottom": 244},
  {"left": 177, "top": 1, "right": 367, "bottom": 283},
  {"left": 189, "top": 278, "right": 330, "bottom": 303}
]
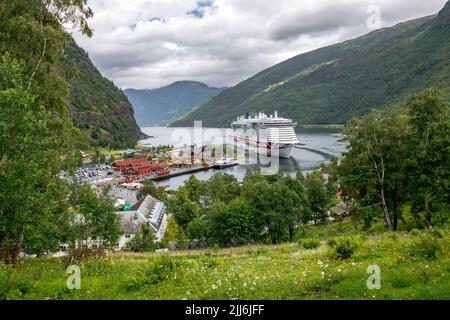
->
[{"left": 140, "top": 127, "right": 347, "bottom": 189}]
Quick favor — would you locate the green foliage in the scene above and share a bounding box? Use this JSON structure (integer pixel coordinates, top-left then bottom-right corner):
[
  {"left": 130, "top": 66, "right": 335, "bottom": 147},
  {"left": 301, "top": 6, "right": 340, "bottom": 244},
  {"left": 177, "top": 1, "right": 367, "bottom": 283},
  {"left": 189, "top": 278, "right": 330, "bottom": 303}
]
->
[
  {"left": 173, "top": 6, "right": 450, "bottom": 127},
  {"left": 64, "top": 40, "right": 142, "bottom": 149},
  {"left": 2, "top": 226, "right": 450, "bottom": 300},
  {"left": 123, "top": 256, "right": 181, "bottom": 291},
  {"left": 186, "top": 217, "right": 207, "bottom": 241},
  {"left": 125, "top": 223, "right": 156, "bottom": 253},
  {"left": 0, "top": 265, "right": 32, "bottom": 299},
  {"left": 405, "top": 89, "right": 450, "bottom": 226},
  {"left": 408, "top": 234, "right": 443, "bottom": 261},
  {"left": 304, "top": 171, "right": 330, "bottom": 224},
  {"left": 330, "top": 237, "right": 358, "bottom": 260},
  {"left": 0, "top": 0, "right": 122, "bottom": 265},
  {"left": 301, "top": 238, "right": 320, "bottom": 250},
  {"left": 169, "top": 188, "right": 201, "bottom": 229},
  {"left": 207, "top": 198, "right": 258, "bottom": 247},
  {"left": 168, "top": 170, "right": 322, "bottom": 247},
  {"left": 203, "top": 173, "right": 241, "bottom": 205},
  {"left": 68, "top": 183, "right": 121, "bottom": 250},
  {"left": 163, "top": 216, "right": 180, "bottom": 243},
  {"left": 338, "top": 89, "right": 449, "bottom": 230},
  {"left": 137, "top": 180, "right": 168, "bottom": 202},
  {"left": 0, "top": 55, "right": 73, "bottom": 262}
]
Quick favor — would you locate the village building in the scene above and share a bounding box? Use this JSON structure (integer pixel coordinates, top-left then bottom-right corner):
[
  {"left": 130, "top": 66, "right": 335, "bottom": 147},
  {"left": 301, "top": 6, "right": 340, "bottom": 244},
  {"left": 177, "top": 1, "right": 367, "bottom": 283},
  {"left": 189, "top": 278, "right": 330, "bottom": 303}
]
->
[
  {"left": 112, "top": 156, "right": 148, "bottom": 171},
  {"left": 117, "top": 194, "right": 169, "bottom": 249},
  {"left": 113, "top": 156, "right": 170, "bottom": 178},
  {"left": 330, "top": 201, "right": 350, "bottom": 219}
]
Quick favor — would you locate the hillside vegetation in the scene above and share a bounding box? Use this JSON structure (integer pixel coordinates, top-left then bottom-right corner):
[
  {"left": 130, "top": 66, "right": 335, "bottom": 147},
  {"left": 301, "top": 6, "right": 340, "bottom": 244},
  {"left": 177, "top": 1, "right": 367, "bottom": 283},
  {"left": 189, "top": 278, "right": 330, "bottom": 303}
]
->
[
  {"left": 64, "top": 40, "right": 143, "bottom": 149},
  {"left": 172, "top": 2, "right": 450, "bottom": 127},
  {"left": 1, "top": 221, "right": 449, "bottom": 300},
  {"left": 125, "top": 81, "right": 224, "bottom": 126}
]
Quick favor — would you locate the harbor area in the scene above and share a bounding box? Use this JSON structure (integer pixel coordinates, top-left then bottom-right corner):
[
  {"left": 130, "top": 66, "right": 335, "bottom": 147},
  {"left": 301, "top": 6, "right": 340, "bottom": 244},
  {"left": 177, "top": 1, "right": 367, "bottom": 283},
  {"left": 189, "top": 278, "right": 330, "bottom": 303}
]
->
[{"left": 77, "top": 145, "right": 240, "bottom": 209}]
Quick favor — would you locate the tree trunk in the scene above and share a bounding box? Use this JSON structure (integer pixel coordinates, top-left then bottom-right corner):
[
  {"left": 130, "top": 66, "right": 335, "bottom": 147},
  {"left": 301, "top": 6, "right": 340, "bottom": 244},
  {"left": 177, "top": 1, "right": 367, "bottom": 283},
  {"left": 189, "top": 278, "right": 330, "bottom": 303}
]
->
[{"left": 381, "top": 189, "right": 394, "bottom": 231}]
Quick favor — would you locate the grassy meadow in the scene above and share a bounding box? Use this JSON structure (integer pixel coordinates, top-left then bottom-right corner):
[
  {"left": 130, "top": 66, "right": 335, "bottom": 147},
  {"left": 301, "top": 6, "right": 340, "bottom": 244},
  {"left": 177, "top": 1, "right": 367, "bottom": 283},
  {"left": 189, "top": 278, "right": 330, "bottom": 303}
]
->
[{"left": 1, "top": 220, "right": 449, "bottom": 300}]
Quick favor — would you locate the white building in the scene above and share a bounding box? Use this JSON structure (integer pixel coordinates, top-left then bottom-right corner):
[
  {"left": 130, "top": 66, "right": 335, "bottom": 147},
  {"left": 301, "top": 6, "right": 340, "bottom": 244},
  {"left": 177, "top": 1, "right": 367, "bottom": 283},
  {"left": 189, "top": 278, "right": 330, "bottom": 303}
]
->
[{"left": 117, "top": 194, "right": 169, "bottom": 249}]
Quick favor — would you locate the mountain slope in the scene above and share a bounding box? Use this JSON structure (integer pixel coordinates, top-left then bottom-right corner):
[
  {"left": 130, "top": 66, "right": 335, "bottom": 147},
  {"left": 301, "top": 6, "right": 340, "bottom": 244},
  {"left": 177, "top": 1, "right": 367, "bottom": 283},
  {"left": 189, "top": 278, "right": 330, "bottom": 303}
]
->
[
  {"left": 172, "top": 3, "right": 450, "bottom": 127},
  {"left": 64, "top": 40, "right": 144, "bottom": 149},
  {"left": 125, "top": 81, "right": 224, "bottom": 126}
]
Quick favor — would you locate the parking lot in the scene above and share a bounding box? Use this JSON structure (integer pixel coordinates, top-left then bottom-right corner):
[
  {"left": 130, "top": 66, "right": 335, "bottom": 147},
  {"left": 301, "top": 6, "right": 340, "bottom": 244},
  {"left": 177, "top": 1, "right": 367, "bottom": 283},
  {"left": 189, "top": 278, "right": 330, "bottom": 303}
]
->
[{"left": 76, "top": 164, "right": 118, "bottom": 184}]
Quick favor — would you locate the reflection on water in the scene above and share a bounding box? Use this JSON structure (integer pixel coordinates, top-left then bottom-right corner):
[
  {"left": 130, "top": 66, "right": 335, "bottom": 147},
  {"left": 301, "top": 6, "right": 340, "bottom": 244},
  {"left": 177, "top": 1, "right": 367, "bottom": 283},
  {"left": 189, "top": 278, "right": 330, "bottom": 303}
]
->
[{"left": 140, "top": 127, "right": 347, "bottom": 190}]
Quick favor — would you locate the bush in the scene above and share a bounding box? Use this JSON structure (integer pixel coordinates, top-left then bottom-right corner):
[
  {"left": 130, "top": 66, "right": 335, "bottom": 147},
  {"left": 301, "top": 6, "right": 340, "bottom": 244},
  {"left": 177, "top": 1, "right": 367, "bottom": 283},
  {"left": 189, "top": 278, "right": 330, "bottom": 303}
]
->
[
  {"left": 122, "top": 256, "right": 180, "bottom": 291},
  {"left": 409, "top": 235, "right": 442, "bottom": 260},
  {"left": 198, "top": 256, "right": 221, "bottom": 269},
  {"left": 301, "top": 238, "right": 320, "bottom": 250},
  {"left": 327, "top": 238, "right": 337, "bottom": 248},
  {"left": 146, "top": 256, "right": 178, "bottom": 284},
  {"left": 125, "top": 223, "right": 156, "bottom": 253},
  {"left": 331, "top": 237, "right": 358, "bottom": 260},
  {"left": 0, "top": 266, "right": 32, "bottom": 299}
]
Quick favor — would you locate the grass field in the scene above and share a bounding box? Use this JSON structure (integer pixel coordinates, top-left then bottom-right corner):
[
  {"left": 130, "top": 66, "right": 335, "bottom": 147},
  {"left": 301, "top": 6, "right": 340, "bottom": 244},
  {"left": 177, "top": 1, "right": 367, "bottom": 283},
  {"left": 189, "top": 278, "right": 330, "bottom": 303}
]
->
[{"left": 1, "top": 220, "right": 449, "bottom": 300}]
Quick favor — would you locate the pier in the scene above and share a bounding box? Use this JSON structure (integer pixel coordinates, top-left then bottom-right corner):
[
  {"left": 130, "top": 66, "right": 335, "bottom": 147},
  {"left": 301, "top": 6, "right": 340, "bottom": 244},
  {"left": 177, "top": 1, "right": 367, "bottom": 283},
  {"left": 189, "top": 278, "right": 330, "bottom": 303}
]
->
[{"left": 146, "top": 165, "right": 213, "bottom": 182}]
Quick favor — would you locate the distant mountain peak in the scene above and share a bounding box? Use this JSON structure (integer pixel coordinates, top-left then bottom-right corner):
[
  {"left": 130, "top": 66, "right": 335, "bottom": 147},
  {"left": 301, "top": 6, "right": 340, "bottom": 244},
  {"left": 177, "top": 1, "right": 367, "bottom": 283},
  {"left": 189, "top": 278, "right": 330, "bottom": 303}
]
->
[
  {"left": 439, "top": 0, "right": 450, "bottom": 17},
  {"left": 124, "top": 81, "right": 225, "bottom": 126},
  {"left": 171, "top": 80, "right": 208, "bottom": 87}
]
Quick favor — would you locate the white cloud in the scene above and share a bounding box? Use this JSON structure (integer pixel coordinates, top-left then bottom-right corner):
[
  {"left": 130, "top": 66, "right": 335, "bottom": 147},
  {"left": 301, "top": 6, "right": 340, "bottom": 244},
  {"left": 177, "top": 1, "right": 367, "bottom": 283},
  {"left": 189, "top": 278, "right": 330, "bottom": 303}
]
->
[{"left": 73, "top": 0, "right": 447, "bottom": 89}]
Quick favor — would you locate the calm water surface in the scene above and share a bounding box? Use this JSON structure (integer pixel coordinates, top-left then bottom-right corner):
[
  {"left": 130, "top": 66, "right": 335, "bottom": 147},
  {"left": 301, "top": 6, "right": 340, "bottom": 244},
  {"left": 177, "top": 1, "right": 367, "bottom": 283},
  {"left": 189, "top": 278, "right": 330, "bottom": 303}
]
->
[{"left": 139, "top": 127, "right": 347, "bottom": 189}]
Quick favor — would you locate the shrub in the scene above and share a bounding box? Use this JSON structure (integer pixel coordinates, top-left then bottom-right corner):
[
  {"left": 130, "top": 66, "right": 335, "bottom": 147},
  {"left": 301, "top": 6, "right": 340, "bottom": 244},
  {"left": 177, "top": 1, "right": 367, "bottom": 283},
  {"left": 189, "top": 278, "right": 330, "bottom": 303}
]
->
[
  {"left": 301, "top": 238, "right": 320, "bottom": 250},
  {"left": 430, "top": 228, "right": 444, "bottom": 239},
  {"left": 146, "top": 256, "right": 179, "bottom": 284},
  {"left": 327, "top": 238, "right": 337, "bottom": 248},
  {"left": 122, "top": 256, "right": 180, "bottom": 291},
  {"left": 0, "top": 266, "right": 31, "bottom": 299},
  {"left": 125, "top": 223, "right": 156, "bottom": 252},
  {"left": 409, "top": 235, "right": 442, "bottom": 260},
  {"left": 198, "top": 256, "right": 221, "bottom": 269},
  {"left": 332, "top": 237, "right": 358, "bottom": 260}
]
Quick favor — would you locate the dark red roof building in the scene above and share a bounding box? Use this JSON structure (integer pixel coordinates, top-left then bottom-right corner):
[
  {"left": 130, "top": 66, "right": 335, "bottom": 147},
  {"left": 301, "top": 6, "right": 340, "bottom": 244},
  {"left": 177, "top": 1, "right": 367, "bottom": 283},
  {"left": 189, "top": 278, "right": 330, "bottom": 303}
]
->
[
  {"left": 113, "top": 156, "right": 170, "bottom": 177},
  {"left": 112, "top": 157, "right": 148, "bottom": 171}
]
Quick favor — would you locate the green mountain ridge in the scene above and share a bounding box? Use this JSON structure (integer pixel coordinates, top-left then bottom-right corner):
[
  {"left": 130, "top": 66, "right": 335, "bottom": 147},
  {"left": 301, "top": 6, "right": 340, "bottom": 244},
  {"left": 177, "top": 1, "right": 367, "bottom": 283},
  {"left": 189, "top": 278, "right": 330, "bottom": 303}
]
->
[
  {"left": 125, "top": 81, "right": 224, "bottom": 126},
  {"left": 171, "top": 2, "right": 450, "bottom": 127},
  {"left": 64, "top": 40, "right": 144, "bottom": 149}
]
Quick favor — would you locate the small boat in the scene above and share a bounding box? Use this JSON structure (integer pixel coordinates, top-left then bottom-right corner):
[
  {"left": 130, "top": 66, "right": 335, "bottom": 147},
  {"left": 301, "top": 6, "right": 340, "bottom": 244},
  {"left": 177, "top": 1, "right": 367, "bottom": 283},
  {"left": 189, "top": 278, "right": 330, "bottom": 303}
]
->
[{"left": 214, "top": 158, "right": 239, "bottom": 169}]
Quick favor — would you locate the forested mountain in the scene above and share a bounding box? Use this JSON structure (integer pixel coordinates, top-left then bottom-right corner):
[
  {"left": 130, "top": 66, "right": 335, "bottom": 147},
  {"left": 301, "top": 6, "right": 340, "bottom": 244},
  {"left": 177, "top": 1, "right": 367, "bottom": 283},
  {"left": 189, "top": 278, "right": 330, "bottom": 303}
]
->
[
  {"left": 172, "top": 2, "right": 450, "bottom": 127},
  {"left": 64, "top": 40, "right": 144, "bottom": 149},
  {"left": 125, "top": 81, "right": 224, "bottom": 126}
]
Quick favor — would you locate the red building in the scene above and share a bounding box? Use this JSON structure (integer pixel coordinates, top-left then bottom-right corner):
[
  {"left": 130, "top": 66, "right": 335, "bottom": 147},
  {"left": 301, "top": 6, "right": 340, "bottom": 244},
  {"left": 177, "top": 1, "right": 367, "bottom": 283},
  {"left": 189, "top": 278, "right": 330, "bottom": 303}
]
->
[
  {"left": 123, "top": 162, "right": 154, "bottom": 176},
  {"left": 113, "top": 156, "right": 170, "bottom": 177},
  {"left": 112, "top": 157, "right": 148, "bottom": 171}
]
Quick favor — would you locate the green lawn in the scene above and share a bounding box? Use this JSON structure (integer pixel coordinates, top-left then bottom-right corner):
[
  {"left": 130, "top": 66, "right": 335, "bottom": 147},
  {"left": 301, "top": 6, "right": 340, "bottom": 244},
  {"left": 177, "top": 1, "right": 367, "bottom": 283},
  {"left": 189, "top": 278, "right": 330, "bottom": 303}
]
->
[{"left": 1, "top": 222, "right": 449, "bottom": 300}]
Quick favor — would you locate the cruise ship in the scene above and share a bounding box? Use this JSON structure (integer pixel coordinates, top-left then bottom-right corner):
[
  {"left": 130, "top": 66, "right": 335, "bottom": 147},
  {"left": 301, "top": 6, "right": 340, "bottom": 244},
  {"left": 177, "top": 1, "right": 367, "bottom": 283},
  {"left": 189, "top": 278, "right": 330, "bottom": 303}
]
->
[{"left": 231, "top": 111, "right": 300, "bottom": 159}]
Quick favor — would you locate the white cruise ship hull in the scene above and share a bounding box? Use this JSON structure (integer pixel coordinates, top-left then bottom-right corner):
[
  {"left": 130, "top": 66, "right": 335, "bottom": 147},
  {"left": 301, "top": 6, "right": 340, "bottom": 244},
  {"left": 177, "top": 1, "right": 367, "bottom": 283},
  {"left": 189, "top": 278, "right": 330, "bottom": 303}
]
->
[
  {"left": 231, "top": 111, "right": 300, "bottom": 159},
  {"left": 232, "top": 135, "right": 296, "bottom": 159}
]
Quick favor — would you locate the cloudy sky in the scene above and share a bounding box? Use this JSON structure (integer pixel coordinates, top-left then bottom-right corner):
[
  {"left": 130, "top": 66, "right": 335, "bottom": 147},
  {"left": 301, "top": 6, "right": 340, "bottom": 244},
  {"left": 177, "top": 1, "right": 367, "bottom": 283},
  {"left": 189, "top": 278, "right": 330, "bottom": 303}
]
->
[{"left": 73, "top": 0, "right": 447, "bottom": 89}]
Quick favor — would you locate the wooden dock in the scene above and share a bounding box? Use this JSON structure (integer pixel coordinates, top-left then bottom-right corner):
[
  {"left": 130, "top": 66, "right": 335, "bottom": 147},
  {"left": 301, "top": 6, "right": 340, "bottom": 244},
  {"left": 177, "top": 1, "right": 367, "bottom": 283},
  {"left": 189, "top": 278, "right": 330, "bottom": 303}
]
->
[{"left": 147, "top": 165, "right": 213, "bottom": 182}]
